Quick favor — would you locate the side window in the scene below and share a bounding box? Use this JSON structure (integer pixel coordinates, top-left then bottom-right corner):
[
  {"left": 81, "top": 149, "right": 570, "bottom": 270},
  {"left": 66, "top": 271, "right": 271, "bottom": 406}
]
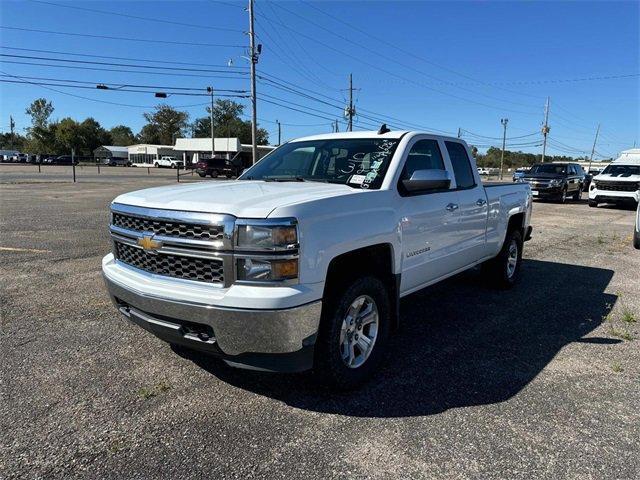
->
[
  {"left": 445, "top": 141, "right": 475, "bottom": 189},
  {"left": 401, "top": 139, "right": 444, "bottom": 180}
]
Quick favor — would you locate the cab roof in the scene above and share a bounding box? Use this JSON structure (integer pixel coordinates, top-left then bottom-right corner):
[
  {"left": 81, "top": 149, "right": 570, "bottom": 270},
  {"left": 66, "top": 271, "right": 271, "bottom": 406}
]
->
[{"left": 289, "top": 130, "right": 461, "bottom": 143}]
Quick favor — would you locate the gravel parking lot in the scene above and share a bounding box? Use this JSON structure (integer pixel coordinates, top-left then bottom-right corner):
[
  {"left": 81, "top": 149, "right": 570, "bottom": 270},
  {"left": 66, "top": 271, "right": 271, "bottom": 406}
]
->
[{"left": 2, "top": 166, "right": 639, "bottom": 479}]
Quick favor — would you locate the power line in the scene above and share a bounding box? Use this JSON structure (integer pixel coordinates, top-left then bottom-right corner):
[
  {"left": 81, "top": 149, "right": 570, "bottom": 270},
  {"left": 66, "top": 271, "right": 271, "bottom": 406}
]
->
[
  {"left": 0, "top": 74, "right": 248, "bottom": 93},
  {"left": 0, "top": 26, "right": 245, "bottom": 48},
  {"left": 2, "top": 60, "right": 247, "bottom": 80},
  {"left": 254, "top": 9, "right": 540, "bottom": 116},
  {"left": 0, "top": 79, "right": 249, "bottom": 98},
  {"left": 30, "top": 0, "right": 243, "bottom": 32},
  {"left": 0, "top": 46, "right": 248, "bottom": 70},
  {"left": 0, "top": 54, "right": 249, "bottom": 75},
  {"left": 0, "top": 70, "right": 212, "bottom": 109},
  {"left": 461, "top": 129, "right": 539, "bottom": 140},
  {"left": 273, "top": 1, "right": 544, "bottom": 110}
]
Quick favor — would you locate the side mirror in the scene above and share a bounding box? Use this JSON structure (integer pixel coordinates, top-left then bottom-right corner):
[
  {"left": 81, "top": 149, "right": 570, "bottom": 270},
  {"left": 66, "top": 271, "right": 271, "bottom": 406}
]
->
[{"left": 402, "top": 169, "right": 451, "bottom": 192}]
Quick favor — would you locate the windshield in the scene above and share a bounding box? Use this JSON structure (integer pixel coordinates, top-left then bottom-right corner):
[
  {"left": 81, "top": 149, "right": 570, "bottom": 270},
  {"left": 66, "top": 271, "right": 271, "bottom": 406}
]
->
[
  {"left": 529, "top": 164, "right": 567, "bottom": 174},
  {"left": 240, "top": 138, "right": 400, "bottom": 189},
  {"left": 601, "top": 164, "right": 640, "bottom": 176}
]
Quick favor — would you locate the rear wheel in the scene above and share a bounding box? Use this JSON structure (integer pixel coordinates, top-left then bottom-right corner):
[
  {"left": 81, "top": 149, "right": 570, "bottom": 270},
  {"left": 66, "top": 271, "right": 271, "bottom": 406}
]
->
[
  {"left": 154, "top": 162, "right": 159, "bottom": 168},
  {"left": 634, "top": 229, "right": 640, "bottom": 249},
  {"left": 198, "top": 173, "right": 206, "bottom": 178},
  {"left": 314, "top": 276, "right": 390, "bottom": 389},
  {"left": 483, "top": 229, "right": 523, "bottom": 289},
  {"left": 210, "top": 170, "right": 219, "bottom": 178}
]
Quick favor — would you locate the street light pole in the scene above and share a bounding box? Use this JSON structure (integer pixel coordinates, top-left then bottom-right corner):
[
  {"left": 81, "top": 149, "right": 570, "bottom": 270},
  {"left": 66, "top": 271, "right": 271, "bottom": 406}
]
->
[{"left": 207, "top": 86, "right": 214, "bottom": 160}]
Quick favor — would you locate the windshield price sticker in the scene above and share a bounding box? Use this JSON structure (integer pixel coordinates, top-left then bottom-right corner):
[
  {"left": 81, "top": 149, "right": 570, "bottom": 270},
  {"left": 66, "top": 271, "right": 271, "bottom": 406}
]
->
[{"left": 349, "top": 174, "right": 366, "bottom": 185}]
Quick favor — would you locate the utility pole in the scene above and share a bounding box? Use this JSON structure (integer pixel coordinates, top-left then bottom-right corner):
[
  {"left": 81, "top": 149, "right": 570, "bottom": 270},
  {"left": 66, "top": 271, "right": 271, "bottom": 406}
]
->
[
  {"left": 248, "top": 0, "right": 259, "bottom": 164},
  {"left": 457, "top": 127, "right": 461, "bottom": 138},
  {"left": 207, "top": 86, "right": 215, "bottom": 160},
  {"left": 347, "top": 74, "right": 354, "bottom": 132},
  {"left": 587, "top": 123, "right": 601, "bottom": 173},
  {"left": 9, "top": 115, "right": 15, "bottom": 149},
  {"left": 334, "top": 119, "right": 339, "bottom": 133},
  {"left": 276, "top": 119, "right": 281, "bottom": 145},
  {"left": 541, "top": 96, "right": 550, "bottom": 163},
  {"left": 500, "top": 118, "right": 508, "bottom": 180}
]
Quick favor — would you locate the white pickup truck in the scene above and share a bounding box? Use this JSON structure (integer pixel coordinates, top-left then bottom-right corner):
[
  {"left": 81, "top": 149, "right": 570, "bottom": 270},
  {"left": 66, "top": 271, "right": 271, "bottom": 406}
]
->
[
  {"left": 103, "top": 130, "right": 532, "bottom": 388},
  {"left": 154, "top": 156, "right": 184, "bottom": 169}
]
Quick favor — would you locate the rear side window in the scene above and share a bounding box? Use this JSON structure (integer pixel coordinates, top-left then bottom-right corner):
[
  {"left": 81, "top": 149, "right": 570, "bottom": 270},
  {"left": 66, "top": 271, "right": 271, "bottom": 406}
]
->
[
  {"left": 445, "top": 141, "right": 475, "bottom": 188},
  {"left": 401, "top": 139, "right": 444, "bottom": 180}
]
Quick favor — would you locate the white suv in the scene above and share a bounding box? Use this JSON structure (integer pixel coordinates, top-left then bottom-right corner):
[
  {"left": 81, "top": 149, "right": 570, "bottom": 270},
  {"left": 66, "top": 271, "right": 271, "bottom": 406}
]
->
[
  {"left": 154, "top": 156, "right": 184, "bottom": 169},
  {"left": 589, "top": 150, "right": 640, "bottom": 208}
]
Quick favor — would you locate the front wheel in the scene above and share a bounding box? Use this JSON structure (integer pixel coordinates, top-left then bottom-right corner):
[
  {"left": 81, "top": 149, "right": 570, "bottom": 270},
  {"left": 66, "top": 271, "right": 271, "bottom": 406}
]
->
[
  {"left": 482, "top": 229, "right": 523, "bottom": 289},
  {"left": 634, "top": 229, "right": 640, "bottom": 249},
  {"left": 573, "top": 186, "right": 582, "bottom": 200},
  {"left": 558, "top": 187, "right": 568, "bottom": 204},
  {"left": 314, "top": 276, "right": 390, "bottom": 389},
  {"left": 588, "top": 199, "right": 598, "bottom": 208},
  {"left": 210, "top": 170, "right": 219, "bottom": 178}
]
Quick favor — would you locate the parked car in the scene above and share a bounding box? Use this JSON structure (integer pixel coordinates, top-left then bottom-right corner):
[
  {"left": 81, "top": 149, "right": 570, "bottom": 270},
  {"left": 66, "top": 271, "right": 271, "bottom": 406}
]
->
[
  {"left": 634, "top": 201, "right": 640, "bottom": 249},
  {"left": 51, "top": 155, "right": 78, "bottom": 165},
  {"left": 154, "top": 156, "right": 184, "bottom": 168},
  {"left": 512, "top": 168, "right": 529, "bottom": 182},
  {"left": 102, "top": 130, "right": 532, "bottom": 388},
  {"left": 588, "top": 152, "right": 640, "bottom": 208},
  {"left": 520, "top": 162, "right": 585, "bottom": 203},
  {"left": 195, "top": 157, "right": 226, "bottom": 177},
  {"left": 103, "top": 157, "right": 132, "bottom": 167}
]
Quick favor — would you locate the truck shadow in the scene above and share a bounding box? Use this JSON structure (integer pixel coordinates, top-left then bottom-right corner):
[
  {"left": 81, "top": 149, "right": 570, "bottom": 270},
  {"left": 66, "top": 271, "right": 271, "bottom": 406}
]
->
[{"left": 174, "top": 259, "right": 617, "bottom": 418}]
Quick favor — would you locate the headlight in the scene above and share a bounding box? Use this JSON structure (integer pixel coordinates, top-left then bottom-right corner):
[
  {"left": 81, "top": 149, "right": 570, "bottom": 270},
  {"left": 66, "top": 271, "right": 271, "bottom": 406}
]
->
[
  {"left": 236, "top": 258, "right": 298, "bottom": 282},
  {"left": 236, "top": 220, "right": 298, "bottom": 250}
]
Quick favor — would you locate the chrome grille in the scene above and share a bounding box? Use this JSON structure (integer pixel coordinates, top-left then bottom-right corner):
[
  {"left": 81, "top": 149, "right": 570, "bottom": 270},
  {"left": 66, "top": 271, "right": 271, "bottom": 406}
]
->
[
  {"left": 112, "top": 212, "right": 224, "bottom": 241},
  {"left": 594, "top": 181, "right": 639, "bottom": 192},
  {"left": 114, "top": 241, "right": 224, "bottom": 284}
]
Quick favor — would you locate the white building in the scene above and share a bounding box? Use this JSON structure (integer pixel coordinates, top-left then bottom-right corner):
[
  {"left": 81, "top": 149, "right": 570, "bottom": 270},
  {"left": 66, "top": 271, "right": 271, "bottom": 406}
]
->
[
  {"left": 174, "top": 137, "right": 275, "bottom": 166},
  {"left": 127, "top": 144, "right": 176, "bottom": 166}
]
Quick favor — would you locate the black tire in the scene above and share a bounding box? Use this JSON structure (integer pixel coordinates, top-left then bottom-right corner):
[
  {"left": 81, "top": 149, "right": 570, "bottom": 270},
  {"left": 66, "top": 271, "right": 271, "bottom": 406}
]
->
[
  {"left": 558, "top": 187, "right": 568, "bottom": 204},
  {"left": 634, "top": 229, "right": 640, "bottom": 250},
  {"left": 225, "top": 173, "right": 233, "bottom": 179},
  {"left": 482, "top": 229, "right": 523, "bottom": 289},
  {"left": 314, "top": 276, "right": 390, "bottom": 390},
  {"left": 198, "top": 173, "right": 206, "bottom": 178},
  {"left": 573, "top": 185, "right": 582, "bottom": 200},
  {"left": 210, "top": 170, "right": 219, "bottom": 178},
  {"left": 154, "top": 162, "right": 159, "bottom": 168},
  {"left": 588, "top": 200, "right": 598, "bottom": 208}
]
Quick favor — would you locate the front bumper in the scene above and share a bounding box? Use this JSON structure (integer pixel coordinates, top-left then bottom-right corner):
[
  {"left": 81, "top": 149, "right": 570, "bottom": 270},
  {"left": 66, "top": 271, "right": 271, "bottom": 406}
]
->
[
  {"left": 103, "top": 268, "right": 322, "bottom": 372},
  {"left": 589, "top": 189, "right": 639, "bottom": 203},
  {"left": 529, "top": 186, "right": 563, "bottom": 197}
]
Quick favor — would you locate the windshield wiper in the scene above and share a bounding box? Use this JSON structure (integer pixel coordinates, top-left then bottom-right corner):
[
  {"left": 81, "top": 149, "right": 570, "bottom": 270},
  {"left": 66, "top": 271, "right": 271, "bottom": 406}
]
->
[{"left": 263, "top": 176, "right": 306, "bottom": 182}]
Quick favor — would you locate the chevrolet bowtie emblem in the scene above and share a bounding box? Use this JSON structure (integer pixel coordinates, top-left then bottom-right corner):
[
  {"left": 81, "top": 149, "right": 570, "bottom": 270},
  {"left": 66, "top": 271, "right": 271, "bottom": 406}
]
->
[{"left": 138, "top": 234, "right": 162, "bottom": 251}]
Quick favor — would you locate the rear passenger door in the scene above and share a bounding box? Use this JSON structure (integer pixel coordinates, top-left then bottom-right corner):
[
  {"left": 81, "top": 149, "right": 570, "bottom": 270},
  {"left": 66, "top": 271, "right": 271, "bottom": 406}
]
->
[{"left": 444, "top": 141, "right": 489, "bottom": 265}]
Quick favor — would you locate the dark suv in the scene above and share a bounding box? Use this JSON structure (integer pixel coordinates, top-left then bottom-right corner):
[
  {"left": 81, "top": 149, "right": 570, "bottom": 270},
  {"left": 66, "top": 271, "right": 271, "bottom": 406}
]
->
[
  {"left": 520, "top": 163, "right": 585, "bottom": 203},
  {"left": 195, "top": 157, "right": 227, "bottom": 178}
]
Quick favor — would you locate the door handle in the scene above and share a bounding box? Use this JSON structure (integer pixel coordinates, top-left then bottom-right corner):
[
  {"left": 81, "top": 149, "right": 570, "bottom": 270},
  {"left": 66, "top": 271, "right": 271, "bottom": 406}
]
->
[
  {"left": 445, "top": 203, "right": 459, "bottom": 212},
  {"left": 476, "top": 198, "right": 487, "bottom": 206}
]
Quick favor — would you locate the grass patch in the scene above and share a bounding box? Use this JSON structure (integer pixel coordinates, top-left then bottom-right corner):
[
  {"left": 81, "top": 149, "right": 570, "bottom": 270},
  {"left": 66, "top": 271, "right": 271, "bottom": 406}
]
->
[
  {"left": 137, "top": 380, "right": 172, "bottom": 400},
  {"left": 611, "top": 362, "right": 623, "bottom": 373},
  {"left": 621, "top": 309, "right": 636, "bottom": 324}
]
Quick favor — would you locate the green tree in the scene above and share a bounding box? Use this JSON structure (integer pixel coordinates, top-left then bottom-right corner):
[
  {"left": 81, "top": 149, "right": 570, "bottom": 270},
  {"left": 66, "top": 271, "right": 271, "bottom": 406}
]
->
[
  {"left": 109, "top": 125, "right": 136, "bottom": 146},
  {"left": 25, "top": 98, "right": 54, "bottom": 130},
  {"left": 139, "top": 104, "right": 189, "bottom": 145},
  {"left": 55, "top": 117, "right": 83, "bottom": 154},
  {"left": 78, "top": 117, "right": 111, "bottom": 154},
  {"left": 0, "top": 132, "right": 27, "bottom": 151},
  {"left": 192, "top": 100, "right": 269, "bottom": 145}
]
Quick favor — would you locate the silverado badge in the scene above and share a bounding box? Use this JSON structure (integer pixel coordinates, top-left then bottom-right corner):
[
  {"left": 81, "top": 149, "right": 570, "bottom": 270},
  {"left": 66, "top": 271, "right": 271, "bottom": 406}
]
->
[{"left": 138, "top": 234, "right": 162, "bottom": 251}]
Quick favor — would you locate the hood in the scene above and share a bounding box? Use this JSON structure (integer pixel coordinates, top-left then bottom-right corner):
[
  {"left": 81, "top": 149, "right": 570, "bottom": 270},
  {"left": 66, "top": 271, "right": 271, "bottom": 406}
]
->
[
  {"left": 595, "top": 173, "right": 640, "bottom": 181},
  {"left": 112, "top": 180, "right": 360, "bottom": 218},
  {"left": 523, "top": 172, "right": 565, "bottom": 180}
]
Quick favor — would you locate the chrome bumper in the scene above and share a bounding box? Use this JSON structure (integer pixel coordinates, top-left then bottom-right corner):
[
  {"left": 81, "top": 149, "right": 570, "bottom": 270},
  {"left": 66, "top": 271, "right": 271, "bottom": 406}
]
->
[{"left": 103, "top": 275, "right": 322, "bottom": 372}]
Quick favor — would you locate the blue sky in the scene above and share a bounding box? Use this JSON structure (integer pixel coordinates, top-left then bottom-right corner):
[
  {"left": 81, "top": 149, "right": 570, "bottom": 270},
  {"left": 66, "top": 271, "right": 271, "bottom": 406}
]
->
[{"left": 0, "top": 0, "right": 638, "bottom": 158}]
